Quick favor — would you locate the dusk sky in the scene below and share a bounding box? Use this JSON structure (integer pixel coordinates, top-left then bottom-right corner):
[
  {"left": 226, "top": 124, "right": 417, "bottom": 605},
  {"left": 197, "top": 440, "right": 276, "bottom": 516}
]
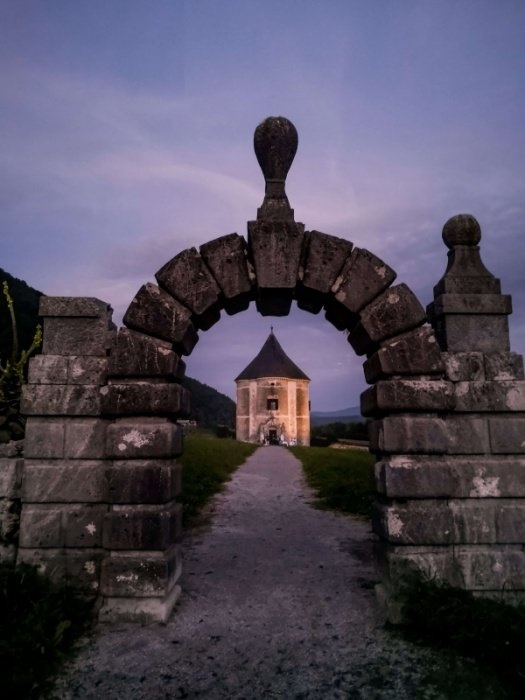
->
[{"left": 2, "top": 1, "right": 525, "bottom": 411}]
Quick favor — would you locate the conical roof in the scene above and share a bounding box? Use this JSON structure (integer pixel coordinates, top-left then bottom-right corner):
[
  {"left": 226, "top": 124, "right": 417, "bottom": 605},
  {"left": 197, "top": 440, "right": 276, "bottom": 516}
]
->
[{"left": 235, "top": 330, "right": 310, "bottom": 381}]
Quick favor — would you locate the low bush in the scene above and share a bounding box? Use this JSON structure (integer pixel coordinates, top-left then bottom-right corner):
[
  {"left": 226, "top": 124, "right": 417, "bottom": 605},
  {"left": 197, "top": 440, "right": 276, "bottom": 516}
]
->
[
  {"left": 398, "top": 574, "right": 525, "bottom": 698},
  {"left": 0, "top": 561, "right": 94, "bottom": 698},
  {"left": 288, "top": 445, "right": 375, "bottom": 518},
  {"left": 180, "top": 433, "right": 257, "bottom": 526}
]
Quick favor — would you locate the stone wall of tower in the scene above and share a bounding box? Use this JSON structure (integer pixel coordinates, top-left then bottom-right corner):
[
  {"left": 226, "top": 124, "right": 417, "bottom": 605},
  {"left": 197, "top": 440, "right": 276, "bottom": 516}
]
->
[{"left": 235, "top": 377, "right": 310, "bottom": 445}]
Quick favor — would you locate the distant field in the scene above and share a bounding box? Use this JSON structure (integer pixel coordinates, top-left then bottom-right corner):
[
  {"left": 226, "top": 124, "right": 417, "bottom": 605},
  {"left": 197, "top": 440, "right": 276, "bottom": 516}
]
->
[{"left": 288, "top": 445, "right": 375, "bottom": 518}]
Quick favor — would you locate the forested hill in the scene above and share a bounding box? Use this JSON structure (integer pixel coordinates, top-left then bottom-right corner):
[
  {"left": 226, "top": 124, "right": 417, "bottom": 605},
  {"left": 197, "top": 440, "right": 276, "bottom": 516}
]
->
[
  {"left": 0, "top": 267, "right": 43, "bottom": 364},
  {"left": 182, "top": 376, "right": 236, "bottom": 428}
]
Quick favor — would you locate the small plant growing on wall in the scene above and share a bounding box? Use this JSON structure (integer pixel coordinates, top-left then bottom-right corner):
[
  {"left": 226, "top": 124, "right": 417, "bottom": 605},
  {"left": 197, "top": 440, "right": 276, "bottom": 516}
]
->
[{"left": 0, "top": 281, "right": 41, "bottom": 443}]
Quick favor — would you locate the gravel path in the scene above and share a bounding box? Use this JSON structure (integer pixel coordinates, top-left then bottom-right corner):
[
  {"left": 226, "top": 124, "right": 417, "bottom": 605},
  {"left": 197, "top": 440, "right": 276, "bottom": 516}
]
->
[{"left": 52, "top": 447, "right": 478, "bottom": 699}]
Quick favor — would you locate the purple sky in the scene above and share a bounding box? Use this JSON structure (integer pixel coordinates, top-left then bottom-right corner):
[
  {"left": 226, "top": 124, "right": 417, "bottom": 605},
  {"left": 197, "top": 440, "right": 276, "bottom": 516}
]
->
[{"left": 2, "top": 1, "right": 525, "bottom": 410}]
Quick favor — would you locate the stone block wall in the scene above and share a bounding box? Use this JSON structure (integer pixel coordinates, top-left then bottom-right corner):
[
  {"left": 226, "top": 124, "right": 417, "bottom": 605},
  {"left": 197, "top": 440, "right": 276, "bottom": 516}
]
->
[{"left": 0, "top": 440, "right": 24, "bottom": 563}]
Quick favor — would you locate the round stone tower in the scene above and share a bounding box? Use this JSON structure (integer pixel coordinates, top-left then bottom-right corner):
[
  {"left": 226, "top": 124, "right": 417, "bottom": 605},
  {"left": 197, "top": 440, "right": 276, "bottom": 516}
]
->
[{"left": 235, "top": 329, "right": 310, "bottom": 445}]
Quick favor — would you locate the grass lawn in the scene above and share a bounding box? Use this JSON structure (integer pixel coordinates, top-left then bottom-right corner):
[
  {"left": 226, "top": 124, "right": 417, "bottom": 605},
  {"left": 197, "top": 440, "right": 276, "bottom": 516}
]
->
[
  {"left": 288, "top": 445, "right": 375, "bottom": 518},
  {"left": 179, "top": 432, "right": 257, "bottom": 526}
]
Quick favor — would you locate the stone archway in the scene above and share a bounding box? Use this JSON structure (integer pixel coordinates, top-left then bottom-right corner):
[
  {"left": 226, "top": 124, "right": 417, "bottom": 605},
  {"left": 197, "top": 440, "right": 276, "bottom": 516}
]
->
[{"left": 16, "top": 118, "right": 525, "bottom": 623}]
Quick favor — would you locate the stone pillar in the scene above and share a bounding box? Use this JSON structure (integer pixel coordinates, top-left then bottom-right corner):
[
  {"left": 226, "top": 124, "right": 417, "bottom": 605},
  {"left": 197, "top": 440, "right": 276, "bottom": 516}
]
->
[
  {"left": 367, "top": 215, "right": 525, "bottom": 619},
  {"left": 98, "top": 328, "right": 188, "bottom": 623},
  {"left": 18, "top": 297, "right": 113, "bottom": 594},
  {"left": 0, "top": 440, "right": 24, "bottom": 563}
]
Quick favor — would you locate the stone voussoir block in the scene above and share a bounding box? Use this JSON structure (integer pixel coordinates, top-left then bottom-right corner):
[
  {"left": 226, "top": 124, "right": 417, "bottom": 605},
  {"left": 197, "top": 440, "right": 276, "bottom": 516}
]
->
[
  {"left": 123, "top": 283, "right": 198, "bottom": 356},
  {"left": 454, "top": 380, "right": 525, "bottom": 412},
  {"left": 108, "top": 328, "right": 183, "bottom": 378},
  {"left": 100, "top": 544, "right": 181, "bottom": 597},
  {"left": 156, "top": 247, "right": 222, "bottom": 330},
  {"left": 21, "top": 384, "right": 101, "bottom": 416},
  {"left": 369, "top": 415, "right": 447, "bottom": 454},
  {"left": 100, "top": 382, "right": 190, "bottom": 417},
  {"left": 106, "top": 419, "right": 183, "bottom": 459},
  {"left": 22, "top": 461, "right": 108, "bottom": 503},
  {"left": 373, "top": 499, "right": 525, "bottom": 545},
  {"left": 489, "top": 417, "right": 525, "bottom": 453},
  {"left": 348, "top": 284, "right": 426, "bottom": 356},
  {"left": 103, "top": 502, "right": 182, "bottom": 550},
  {"left": 106, "top": 461, "right": 181, "bottom": 504},
  {"left": 248, "top": 219, "right": 304, "bottom": 315},
  {"left": 199, "top": 233, "right": 254, "bottom": 315},
  {"left": 375, "top": 455, "right": 525, "bottom": 498},
  {"left": 364, "top": 326, "right": 444, "bottom": 383},
  {"left": 361, "top": 379, "right": 454, "bottom": 417},
  {"left": 296, "top": 231, "right": 353, "bottom": 314}
]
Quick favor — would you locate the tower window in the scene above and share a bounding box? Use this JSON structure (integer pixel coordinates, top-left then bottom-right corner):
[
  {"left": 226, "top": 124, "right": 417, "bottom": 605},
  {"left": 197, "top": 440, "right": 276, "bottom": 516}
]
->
[{"left": 267, "top": 398, "right": 278, "bottom": 410}]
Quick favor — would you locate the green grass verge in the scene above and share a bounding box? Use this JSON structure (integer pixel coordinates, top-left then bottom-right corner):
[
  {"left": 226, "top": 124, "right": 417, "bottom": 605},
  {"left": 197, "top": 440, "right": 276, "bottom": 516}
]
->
[
  {"left": 0, "top": 561, "right": 94, "bottom": 699},
  {"left": 288, "top": 445, "right": 375, "bottom": 518},
  {"left": 180, "top": 433, "right": 258, "bottom": 526}
]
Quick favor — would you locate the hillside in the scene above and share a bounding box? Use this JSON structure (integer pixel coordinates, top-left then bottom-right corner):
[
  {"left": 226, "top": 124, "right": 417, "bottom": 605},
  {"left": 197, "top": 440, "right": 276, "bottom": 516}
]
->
[
  {"left": 310, "top": 406, "right": 362, "bottom": 426},
  {"left": 182, "top": 376, "right": 236, "bottom": 428},
  {"left": 0, "top": 268, "right": 43, "bottom": 364}
]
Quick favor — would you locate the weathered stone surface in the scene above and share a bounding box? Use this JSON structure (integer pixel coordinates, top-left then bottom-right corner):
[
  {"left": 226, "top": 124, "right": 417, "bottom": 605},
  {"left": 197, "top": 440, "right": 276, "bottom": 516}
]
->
[
  {"left": 248, "top": 220, "right": 304, "bottom": 315},
  {"left": 454, "top": 380, "right": 525, "bottom": 412},
  {"left": 348, "top": 284, "right": 426, "bottom": 355},
  {"left": 19, "top": 504, "right": 106, "bottom": 547},
  {"left": 68, "top": 357, "right": 108, "bottom": 385},
  {"left": 431, "top": 293, "right": 511, "bottom": 315},
  {"left": 123, "top": 283, "right": 198, "bottom": 356},
  {"left": 106, "top": 461, "right": 181, "bottom": 504},
  {"left": 28, "top": 355, "right": 68, "bottom": 384},
  {"left": 64, "top": 418, "right": 108, "bottom": 459},
  {"left": 199, "top": 233, "right": 253, "bottom": 315},
  {"left": 106, "top": 419, "right": 182, "bottom": 459},
  {"left": 364, "top": 326, "right": 444, "bottom": 383},
  {"left": 296, "top": 231, "right": 353, "bottom": 313},
  {"left": 100, "top": 383, "right": 190, "bottom": 417},
  {"left": 361, "top": 379, "right": 453, "bottom": 416},
  {"left": 21, "top": 384, "right": 101, "bottom": 416},
  {"left": 22, "top": 461, "right": 107, "bottom": 503},
  {"left": 99, "top": 583, "right": 181, "bottom": 624},
  {"left": 24, "top": 418, "right": 66, "bottom": 458},
  {"left": 442, "top": 352, "right": 485, "bottom": 381},
  {"left": 108, "top": 328, "right": 183, "bottom": 378},
  {"left": 100, "top": 544, "right": 181, "bottom": 597},
  {"left": 39, "top": 296, "right": 111, "bottom": 318},
  {"left": 103, "top": 502, "right": 181, "bottom": 550},
  {"left": 42, "top": 317, "right": 110, "bottom": 356},
  {"left": 325, "top": 247, "right": 396, "bottom": 330},
  {"left": 369, "top": 416, "right": 447, "bottom": 454},
  {"left": 430, "top": 313, "right": 510, "bottom": 353},
  {"left": 0, "top": 498, "right": 20, "bottom": 542},
  {"left": 445, "top": 417, "right": 489, "bottom": 454},
  {"left": 0, "top": 441, "right": 23, "bottom": 458},
  {"left": 374, "top": 499, "right": 525, "bottom": 545},
  {"left": 489, "top": 417, "right": 525, "bottom": 453},
  {"left": 377, "top": 543, "right": 525, "bottom": 591},
  {"left": 375, "top": 456, "right": 525, "bottom": 498},
  {"left": 484, "top": 352, "right": 524, "bottom": 380},
  {"left": 17, "top": 547, "right": 103, "bottom": 591},
  {"left": 156, "top": 248, "right": 221, "bottom": 330},
  {"left": 0, "top": 457, "right": 23, "bottom": 497}
]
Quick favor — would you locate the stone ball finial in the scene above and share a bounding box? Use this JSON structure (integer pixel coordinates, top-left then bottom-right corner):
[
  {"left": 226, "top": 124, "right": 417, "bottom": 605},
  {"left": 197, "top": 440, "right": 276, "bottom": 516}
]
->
[
  {"left": 254, "top": 116, "right": 298, "bottom": 183},
  {"left": 442, "top": 214, "right": 481, "bottom": 249}
]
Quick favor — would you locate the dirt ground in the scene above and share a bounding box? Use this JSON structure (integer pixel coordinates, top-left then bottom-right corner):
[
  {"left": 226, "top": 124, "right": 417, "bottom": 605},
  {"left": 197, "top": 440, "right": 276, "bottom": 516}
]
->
[{"left": 52, "top": 447, "right": 492, "bottom": 699}]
